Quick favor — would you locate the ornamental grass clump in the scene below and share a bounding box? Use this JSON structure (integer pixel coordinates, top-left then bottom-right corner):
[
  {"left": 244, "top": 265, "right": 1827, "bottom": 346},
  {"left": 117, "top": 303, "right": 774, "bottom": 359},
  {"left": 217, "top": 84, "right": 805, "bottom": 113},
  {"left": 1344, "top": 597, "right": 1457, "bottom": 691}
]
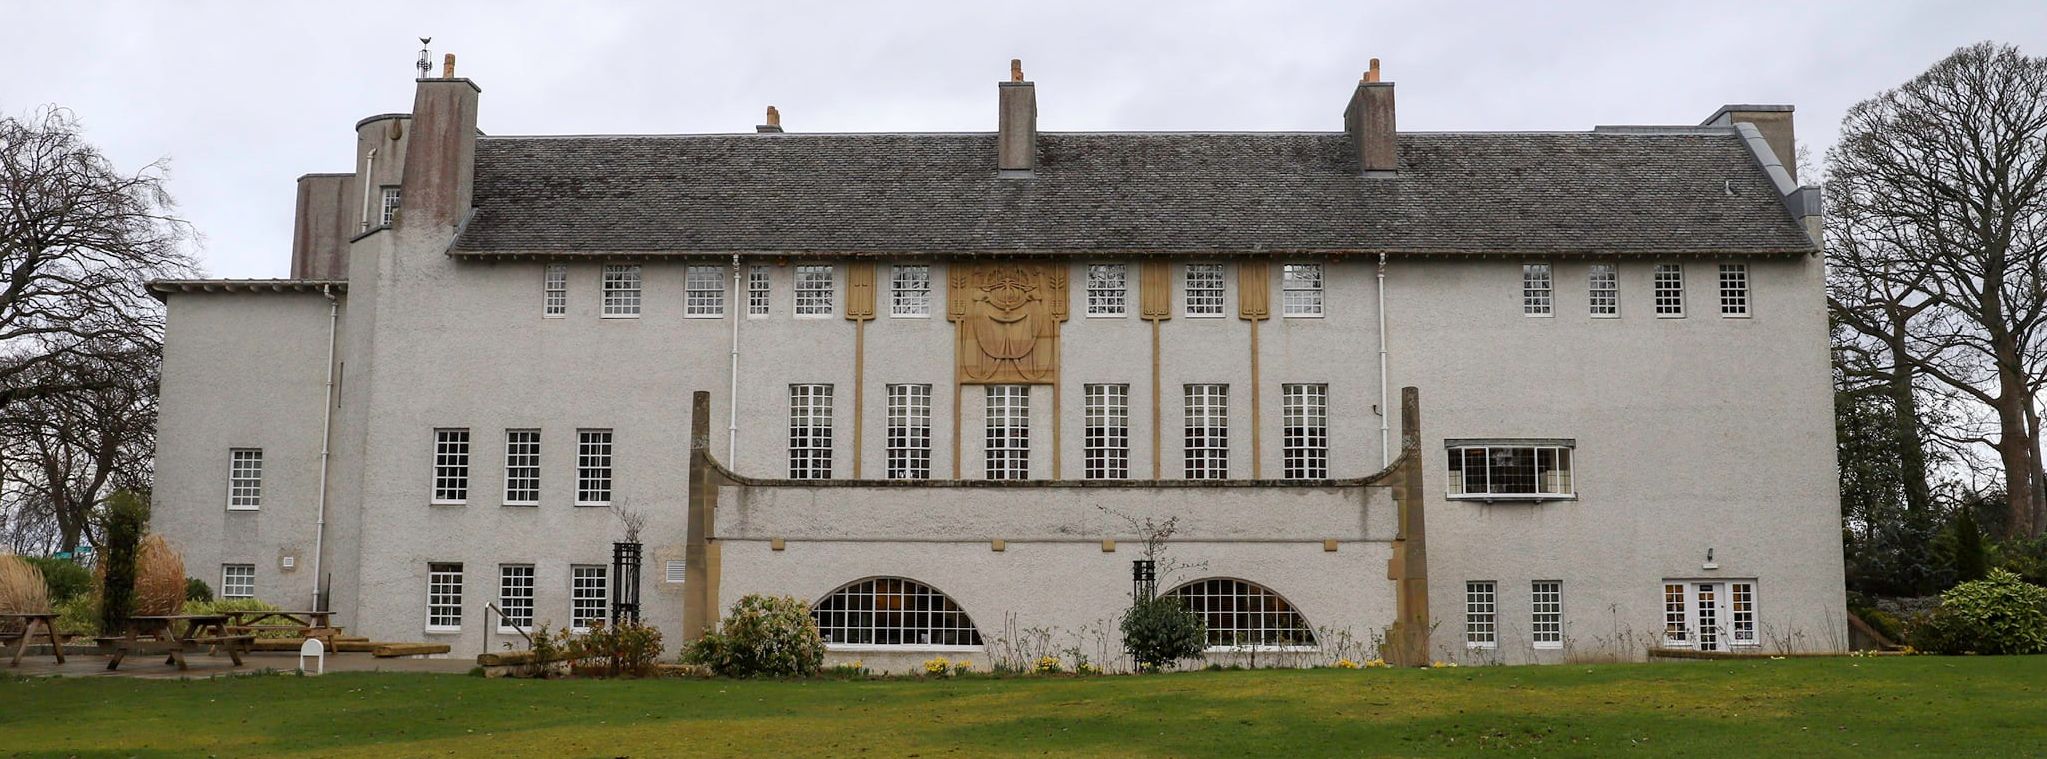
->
[
  {"left": 133, "top": 535, "right": 186, "bottom": 617},
  {"left": 0, "top": 555, "right": 51, "bottom": 614},
  {"left": 682, "top": 594, "right": 825, "bottom": 678}
]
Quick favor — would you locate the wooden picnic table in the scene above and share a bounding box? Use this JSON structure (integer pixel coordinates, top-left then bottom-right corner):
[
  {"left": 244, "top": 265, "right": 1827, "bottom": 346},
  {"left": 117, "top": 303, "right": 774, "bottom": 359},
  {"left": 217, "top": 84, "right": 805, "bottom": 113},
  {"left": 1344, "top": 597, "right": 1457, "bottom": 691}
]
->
[
  {"left": 105, "top": 614, "right": 249, "bottom": 671},
  {"left": 223, "top": 609, "right": 341, "bottom": 639},
  {"left": 1, "top": 612, "right": 65, "bottom": 667}
]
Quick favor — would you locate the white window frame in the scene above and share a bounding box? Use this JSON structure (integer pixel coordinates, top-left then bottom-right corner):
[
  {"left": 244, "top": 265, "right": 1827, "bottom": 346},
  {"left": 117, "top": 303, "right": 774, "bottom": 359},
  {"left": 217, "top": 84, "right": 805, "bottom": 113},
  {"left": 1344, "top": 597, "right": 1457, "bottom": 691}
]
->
[
  {"left": 747, "top": 265, "right": 772, "bottom": 317},
  {"left": 498, "top": 564, "right": 535, "bottom": 633},
  {"left": 1445, "top": 442, "right": 1575, "bottom": 500},
  {"left": 1719, "top": 263, "right": 1750, "bottom": 318},
  {"left": 1281, "top": 383, "right": 1329, "bottom": 479},
  {"left": 571, "top": 564, "right": 608, "bottom": 633},
  {"left": 985, "top": 385, "right": 1030, "bottom": 480},
  {"left": 1166, "top": 578, "right": 1318, "bottom": 651},
  {"left": 1531, "top": 580, "right": 1563, "bottom": 650},
  {"left": 220, "top": 564, "right": 255, "bottom": 599},
  {"left": 503, "top": 429, "right": 540, "bottom": 506},
  {"left": 576, "top": 429, "right": 613, "bottom": 506},
  {"left": 1588, "top": 263, "right": 1618, "bottom": 318},
  {"left": 1730, "top": 580, "right": 1759, "bottom": 647},
  {"left": 811, "top": 577, "right": 983, "bottom": 648},
  {"left": 380, "top": 186, "right": 401, "bottom": 227},
  {"left": 602, "top": 264, "right": 642, "bottom": 318},
  {"left": 426, "top": 563, "right": 463, "bottom": 633},
  {"left": 1523, "top": 263, "right": 1553, "bottom": 316},
  {"left": 431, "top": 428, "right": 470, "bottom": 505},
  {"left": 1184, "top": 383, "right": 1229, "bottom": 479},
  {"left": 886, "top": 384, "right": 932, "bottom": 480},
  {"left": 686, "top": 264, "right": 726, "bottom": 318},
  {"left": 794, "top": 264, "right": 834, "bottom": 318},
  {"left": 1184, "top": 263, "right": 1225, "bottom": 317},
  {"left": 1465, "top": 580, "right": 1497, "bottom": 649},
  {"left": 1282, "top": 263, "right": 1324, "bottom": 317},
  {"left": 664, "top": 560, "right": 687, "bottom": 584},
  {"left": 227, "top": 448, "right": 263, "bottom": 511},
  {"left": 789, "top": 384, "right": 834, "bottom": 479},
  {"left": 1086, "top": 264, "right": 1128, "bottom": 317},
  {"left": 543, "top": 264, "right": 568, "bottom": 318},
  {"left": 1653, "top": 263, "right": 1684, "bottom": 318},
  {"left": 1662, "top": 579, "right": 1759, "bottom": 651},
  {"left": 1084, "top": 383, "right": 1130, "bottom": 480},
  {"left": 891, "top": 265, "right": 931, "bottom": 317}
]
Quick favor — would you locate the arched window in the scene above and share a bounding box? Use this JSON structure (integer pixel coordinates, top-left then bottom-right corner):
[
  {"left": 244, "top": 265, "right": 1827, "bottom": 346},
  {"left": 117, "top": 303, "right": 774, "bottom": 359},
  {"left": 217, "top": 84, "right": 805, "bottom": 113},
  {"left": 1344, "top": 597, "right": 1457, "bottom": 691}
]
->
[
  {"left": 812, "top": 577, "right": 983, "bottom": 647},
  {"left": 1165, "top": 578, "right": 1317, "bottom": 648}
]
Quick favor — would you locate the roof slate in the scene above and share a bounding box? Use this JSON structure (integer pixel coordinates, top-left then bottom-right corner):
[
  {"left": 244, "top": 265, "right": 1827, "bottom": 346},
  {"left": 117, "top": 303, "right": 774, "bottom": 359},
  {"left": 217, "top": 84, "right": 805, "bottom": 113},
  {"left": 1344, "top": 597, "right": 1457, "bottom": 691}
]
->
[{"left": 450, "top": 131, "right": 1816, "bottom": 256}]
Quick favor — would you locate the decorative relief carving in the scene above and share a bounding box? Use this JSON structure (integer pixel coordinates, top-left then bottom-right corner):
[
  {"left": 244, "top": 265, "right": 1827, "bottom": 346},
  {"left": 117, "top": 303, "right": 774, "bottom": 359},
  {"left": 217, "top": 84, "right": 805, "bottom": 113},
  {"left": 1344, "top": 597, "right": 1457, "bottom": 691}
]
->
[
  {"left": 845, "top": 262, "right": 877, "bottom": 321},
  {"left": 1238, "top": 260, "right": 1270, "bottom": 320},
  {"left": 948, "top": 262, "right": 1068, "bottom": 384},
  {"left": 1139, "top": 261, "right": 1172, "bottom": 321}
]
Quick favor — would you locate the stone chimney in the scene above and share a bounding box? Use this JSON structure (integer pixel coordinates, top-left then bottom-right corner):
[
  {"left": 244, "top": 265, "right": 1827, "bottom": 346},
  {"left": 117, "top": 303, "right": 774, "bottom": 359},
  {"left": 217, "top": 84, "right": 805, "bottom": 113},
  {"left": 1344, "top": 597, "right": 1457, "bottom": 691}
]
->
[
  {"left": 1343, "top": 58, "right": 1397, "bottom": 176},
  {"left": 397, "top": 53, "right": 481, "bottom": 232},
  {"left": 998, "top": 59, "right": 1036, "bottom": 178},
  {"left": 1702, "top": 105, "right": 1797, "bottom": 181},
  {"left": 757, "top": 106, "right": 783, "bottom": 133}
]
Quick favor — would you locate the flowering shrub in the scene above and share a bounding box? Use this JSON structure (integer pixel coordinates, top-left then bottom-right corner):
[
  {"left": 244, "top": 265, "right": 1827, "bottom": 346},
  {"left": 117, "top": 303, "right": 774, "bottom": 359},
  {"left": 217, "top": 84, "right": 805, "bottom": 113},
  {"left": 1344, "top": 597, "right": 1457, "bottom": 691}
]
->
[
  {"left": 682, "top": 594, "right": 825, "bottom": 678},
  {"left": 1033, "top": 655, "right": 1063, "bottom": 674},
  {"left": 953, "top": 659, "right": 974, "bottom": 673},
  {"left": 1334, "top": 658, "right": 1360, "bottom": 669},
  {"left": 1909, "top": 569, "right": 2047, "bottom": 655},
  {"left": 1364, "top": 658, "right": 1390, "bottom": 669},
  {"left": 923, "top": 656, "right": 951, "bottom": 676}
]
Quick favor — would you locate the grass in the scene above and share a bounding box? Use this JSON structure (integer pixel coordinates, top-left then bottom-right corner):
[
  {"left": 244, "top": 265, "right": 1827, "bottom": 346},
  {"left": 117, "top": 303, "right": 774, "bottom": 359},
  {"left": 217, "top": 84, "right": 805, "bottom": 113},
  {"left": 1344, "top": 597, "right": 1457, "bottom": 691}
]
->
[{"left": 2, "top": 656, "right": 2045, "bottom": 757}]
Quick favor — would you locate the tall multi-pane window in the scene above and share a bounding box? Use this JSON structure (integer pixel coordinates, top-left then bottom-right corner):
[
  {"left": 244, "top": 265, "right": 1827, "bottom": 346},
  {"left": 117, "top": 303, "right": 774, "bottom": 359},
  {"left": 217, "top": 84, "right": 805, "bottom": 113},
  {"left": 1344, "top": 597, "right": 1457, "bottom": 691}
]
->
[
  {"left": 1282, "top": 264, "right": 1324, "bottom": 316},
  {"left": 1654, "top": 263, "right": 1685, "bottom": 317},
  {"left": 747, "top": 265, "right": 771, "bottom": 316},
  {"left": 1465, "top": 581, "right": 1497, "bottom": 649},
  {"left": 498, "top": 564, "right": 535, "bottom": 632},
  {"left": 543, "top": 264, "right": 568, "bottom": 317},
  {"left": 1523, "top": 263, "right": 1553, "bottom": 316},
  {"left": 1531, "top": 581, "right": 1563, "bottom": 649},
  {"left": 1282, "top": 383, "right": 1329, "bottom": 479},
  {"left": 1730, "top": 581, "right": 1759, "bottom": 646},
  {"left": 1087, "top": 264, "right": 1128, "bottom": 316},
  {"left": 227, "top": 449, "right": 263, "bottom": 510},
  {"left": 1588, "top": 263, "right": 1618, "bottom": 317},
  {"left": 571, "top": 565, "right": 608, "bottom": 631},
  {"left": 985, "top": 385, "right": 1030, "bottom": 480},
  {"left": 1084, "top": 384, "right": 1130, "bottom": 480},
  {"left": 602, "top": 264, "right": 642, "bottom": 317},
  {"left": 891, "top": 265, "right": 931, "bottom": 317},
  {"left": 1719, "top": 263, "right": 1750, "bottom": 317},
  {"left": 686, "top": 265, "right": 725, "bottom": 317},
  {"left": 220, "top": 564, "right": 255, "bottom": 599},
  {"left": 432, "top": 429, "right": 470, "bottom": 504},
  {"left": 503, "top": 429, "right": 540, "bottom": 506},
  {"left": 576, "top": 430, "right": 613, "bottom": 506},
  {"left": 789, "top": 384, "right": 834, "bottom": 479},
  {"left": 1184, "top": 264, "right": 1225, "bottom": 316},
  {"left": 426, "top": 563, "right": 463, "bottom": 632},
  {"left": 1663, "top": 583, "right": 1690, "bottom": 646},
  {"left": 380, "top": 187, "right": 401, "bottom": 226},
  {"left": 1184, "top": 384, "right": 1229, "bottom": 479},
  {"left": 794, "top": 265, "right": 834, "bottom": 317},
  {"left": 886, "top": 384, "right": 932, "bottom": 480}
]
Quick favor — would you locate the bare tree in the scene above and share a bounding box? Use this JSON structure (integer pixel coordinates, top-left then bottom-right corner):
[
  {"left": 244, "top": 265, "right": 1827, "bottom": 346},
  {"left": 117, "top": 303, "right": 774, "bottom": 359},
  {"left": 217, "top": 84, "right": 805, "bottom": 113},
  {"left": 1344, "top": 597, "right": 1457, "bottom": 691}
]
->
[
  {"left": 0, "top": 344, "right": 158, "bottom": 552},
  {"left": 1827, "top": 42, "right": 2047, "bottom": 537}
]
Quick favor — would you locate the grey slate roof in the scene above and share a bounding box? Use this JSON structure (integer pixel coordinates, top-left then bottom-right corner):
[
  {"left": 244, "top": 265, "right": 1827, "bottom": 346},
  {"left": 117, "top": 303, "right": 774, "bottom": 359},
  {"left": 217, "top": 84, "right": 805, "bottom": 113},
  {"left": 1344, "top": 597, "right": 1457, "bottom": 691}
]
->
[{"left": 450, "top": 131, "right": 1817, "bottom": 256}]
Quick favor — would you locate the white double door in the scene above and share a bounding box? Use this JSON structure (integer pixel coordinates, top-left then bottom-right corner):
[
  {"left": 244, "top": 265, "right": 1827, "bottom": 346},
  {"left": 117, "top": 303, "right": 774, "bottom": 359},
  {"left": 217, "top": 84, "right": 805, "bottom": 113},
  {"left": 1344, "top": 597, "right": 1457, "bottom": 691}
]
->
[{"left": 1662, "top": 580, "right": 1755, "bottom": 651}]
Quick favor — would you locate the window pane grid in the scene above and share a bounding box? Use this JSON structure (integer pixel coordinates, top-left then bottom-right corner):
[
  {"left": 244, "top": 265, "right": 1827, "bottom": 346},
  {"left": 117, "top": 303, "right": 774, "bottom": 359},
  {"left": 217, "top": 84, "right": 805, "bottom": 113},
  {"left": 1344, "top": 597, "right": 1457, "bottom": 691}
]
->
[
  {"left": 504, "top": 429, "right": 540, "bottom": 505},
  {"left": 1663, "top": 583, "right": 1689, "bottom": 646},
  {"left": 1719, "top": 263, "right": 1749, "bottom": 316},
  {"left": 1084, "top": 384, "right": 1130, "bottom": 480},
  {"left": 221, "top": 564, "right": 255, "bottom": 599},
  {"left": 887, "top": 384, "right": 932, "bottom": 480},
  {"left": 544, "top": 264, "right": 568, "bottom": 316},
  {"left": 427, "top": 563, "right": 463, "bottom": 630},
  {"left": 747, "top": 265, "right": 771, "bottom": 315},
  {"left": 1166, "top": 578, "right": 1316, "bottom": 648},
  {"left": 499, "top": 565, "right": 534, "bottom": 630},
  {"left": 811, "top": 578, "right": 983, "bottom": 646},
  {"left": 1696, "top": 582, "right": 1722, "bottom": 651},
  {"left": 891, "top": 265, "right": 931, "bottom": 316},
  {"left": 602, "top": 264, "right": 642, "bottom": 317},
  {"left": 1281, "top": 384, "right": 1328, "bottom": 479},
  {"left": 795, "top": 265, "right": 834, "bottom": 316},
  {"left": 1654, "top": 263, "right": 1684, "bottom": 316},
  {"left": 380, "top": 187, "right": 400, "bottom": 226},
  {"left": 1446, "top": 445, "right": 1573, "bottom": 497},
  {"left": 1588, "top": 263, "right": 1618, "bottom": 316},
  {"left": 1466, "top": 581, "right": 1497, "bottom": 648},
  {"left": 985, "top": 385, "right": 1030, "bottom": 480},
  {"left": 790, "top": 384, "right": 834, "bottom": 479},
  {"left": 1184, "top": 384, "right": 1229, "bottom": 479},
  {"left": 1523, "top": 263, "right": 1553, "bottom": 315},
  {"left": 433, "top": 429, "right": 470, "bottom": 503},
  {"left": 686, "top": 265, "right": 726, "bottom": 317},
  {"left": 572, "top": 565, "right": 608, "bottom": 631},
  {"left": 1531, "top": 581, "right": 1562, "bottom": 648},
  {"left": 1184, "top": 264, "right": 1224, "bottom": 316},
  {"left": 1731, "top": 582, "right": 1758, "bottom": 645},
  {"left": 1087, "top": 264, "right": 1128, "bottom": 316},
  {"left": 1282, "top": 264, "right": 1324, "bottom": 316},
  {"left": 576, "top": 430, "right": 613, "bottom": 505},
  {"left": 228, "top": 449, "right": 263, "bottom": 509}
]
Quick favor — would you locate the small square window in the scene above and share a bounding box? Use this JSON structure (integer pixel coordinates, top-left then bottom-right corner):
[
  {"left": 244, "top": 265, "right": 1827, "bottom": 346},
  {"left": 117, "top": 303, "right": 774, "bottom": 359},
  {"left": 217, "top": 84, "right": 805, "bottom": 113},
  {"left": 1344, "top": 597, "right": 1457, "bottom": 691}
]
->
[
  {"left": 603, "top": 264, "right": 642, "bottom": 318},
  {"left": 1184, "top": 264, "right": 1225, "bottom": 317},
  {"left": 1523, "top": 263, "right": 1553, "bottom": 316},
  {"left": 686, "top": 265, "right": 726, "bottom": 317},
  {"left": 221, "top": 564, "right": 255, "bottom": 599},
  {"left": 1282, "top": 264, "right": 1323, "bottom": 317},
  {"left": 891, "top": 265, "right": 931, "bottom": 317},
  {"left": 380, "top": 187, "right": 401, "bottom": 227},
  {"left": 1087, "top": 264, "right": 1128, "bottom": 317},
  {"left": 795, "top": 265, "right": 834, "bottom": 317},
  {"left": 426, "top": 563, "right": 464, "bottom": 632},
  {"left": 227, "top": 449, "right": 263, "bottom": 510}
]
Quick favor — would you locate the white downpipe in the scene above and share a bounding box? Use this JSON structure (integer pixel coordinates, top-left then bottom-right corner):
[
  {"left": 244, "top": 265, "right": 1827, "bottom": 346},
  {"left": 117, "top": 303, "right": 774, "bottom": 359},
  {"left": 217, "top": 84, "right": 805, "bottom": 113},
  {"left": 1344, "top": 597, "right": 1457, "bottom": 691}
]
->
[
  {"left": 727, "top": 253, "right": 742, "bottom": 464},
  {"left": 357, "top": 149, "right": 377, "bottom": 233},
  {"left": 1377, "top": 252, "right": 1390, "bottom": 467},
  {"left": 311, "top": 285, "right": 339, "bottom": 610}
]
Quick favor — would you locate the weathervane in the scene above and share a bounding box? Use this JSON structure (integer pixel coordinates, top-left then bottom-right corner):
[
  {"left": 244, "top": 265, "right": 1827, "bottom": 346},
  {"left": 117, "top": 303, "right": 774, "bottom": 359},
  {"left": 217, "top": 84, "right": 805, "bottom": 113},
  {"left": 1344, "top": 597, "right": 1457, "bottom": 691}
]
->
[{"left": 416, "top": 37, "right": 433, "bottom": 79}]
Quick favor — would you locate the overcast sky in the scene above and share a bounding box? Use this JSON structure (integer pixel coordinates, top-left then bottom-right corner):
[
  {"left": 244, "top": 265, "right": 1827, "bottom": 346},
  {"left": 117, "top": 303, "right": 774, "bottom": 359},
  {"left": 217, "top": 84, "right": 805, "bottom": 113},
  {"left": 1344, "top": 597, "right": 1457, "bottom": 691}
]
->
[{"left": 4, "top": 1, "right": 2045, "bottom": 278}]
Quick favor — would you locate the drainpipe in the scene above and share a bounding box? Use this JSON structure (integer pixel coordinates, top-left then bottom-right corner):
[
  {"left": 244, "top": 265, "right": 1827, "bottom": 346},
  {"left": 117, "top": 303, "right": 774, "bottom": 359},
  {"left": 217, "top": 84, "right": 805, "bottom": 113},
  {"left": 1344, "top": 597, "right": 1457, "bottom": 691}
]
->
[
  {"left": 727, "top": 253, "right": 742, "bottom": 465},
  {"left": 357, "top": 149, "right": 377, "bottom": 233},
  {"left": 311, "top": 285, "right": 339, "bottom": 611},
  {"left": 1377, "top": 253, "right": 1390, "bottom": 467}
]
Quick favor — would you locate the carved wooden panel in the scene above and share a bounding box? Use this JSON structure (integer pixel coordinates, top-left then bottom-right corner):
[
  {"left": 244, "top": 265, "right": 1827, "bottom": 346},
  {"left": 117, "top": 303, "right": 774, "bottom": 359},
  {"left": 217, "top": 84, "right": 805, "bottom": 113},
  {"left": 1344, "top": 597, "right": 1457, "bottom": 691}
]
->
[
  {"left": 1139, "top": 261, "right": 1172, "bottom": 321},
  {"left": 1238, "top": 260, "right": 1270, "bottom": 320},
  {"left": 947, "top": 262, "right": 1068, "bottom": 384},
  {"left": 845, "top": 262, "right": 877, "bottom": 321}
]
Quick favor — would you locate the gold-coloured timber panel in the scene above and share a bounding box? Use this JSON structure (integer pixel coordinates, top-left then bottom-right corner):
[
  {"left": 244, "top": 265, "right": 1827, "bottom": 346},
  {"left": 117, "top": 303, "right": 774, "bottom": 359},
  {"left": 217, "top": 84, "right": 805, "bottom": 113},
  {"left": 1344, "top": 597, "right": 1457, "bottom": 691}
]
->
[
  {"left": 847, "top": 263, "right": 876, "bottom": 477},
  {"left": 947, "top": 262, "right": 1069, "bottom": 384},
  {"left": 1239, "top": 261, "right": 1269, "bottom": 477},
  {"left": 845, "top": 263, "right": 877, "bottom": 321},
  {"left": 1139, "top": 262, "right": 1171, "bottom": 479}
]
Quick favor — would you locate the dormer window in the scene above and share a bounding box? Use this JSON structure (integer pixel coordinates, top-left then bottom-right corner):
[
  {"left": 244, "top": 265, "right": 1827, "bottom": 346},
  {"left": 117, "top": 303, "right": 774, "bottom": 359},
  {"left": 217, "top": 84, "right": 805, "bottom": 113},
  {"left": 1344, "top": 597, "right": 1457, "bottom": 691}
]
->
[{"left": 1445, "top": 439, "right": 1575, "bottom": 500}]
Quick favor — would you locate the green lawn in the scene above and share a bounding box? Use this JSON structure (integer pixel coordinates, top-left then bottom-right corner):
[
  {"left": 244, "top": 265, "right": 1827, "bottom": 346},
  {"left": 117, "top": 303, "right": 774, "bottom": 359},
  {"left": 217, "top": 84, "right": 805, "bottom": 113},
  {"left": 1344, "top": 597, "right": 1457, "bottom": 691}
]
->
[{"left": 3, "top": 656, "right": 2044, "bottom": 758}]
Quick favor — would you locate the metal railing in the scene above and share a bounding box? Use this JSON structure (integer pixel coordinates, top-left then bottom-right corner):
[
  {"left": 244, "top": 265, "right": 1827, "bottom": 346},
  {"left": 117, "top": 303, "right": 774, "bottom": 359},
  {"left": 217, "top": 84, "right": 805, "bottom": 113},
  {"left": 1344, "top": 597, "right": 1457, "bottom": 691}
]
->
[{"left": 481, "top": 602, "right": 534, "bottom": 658}]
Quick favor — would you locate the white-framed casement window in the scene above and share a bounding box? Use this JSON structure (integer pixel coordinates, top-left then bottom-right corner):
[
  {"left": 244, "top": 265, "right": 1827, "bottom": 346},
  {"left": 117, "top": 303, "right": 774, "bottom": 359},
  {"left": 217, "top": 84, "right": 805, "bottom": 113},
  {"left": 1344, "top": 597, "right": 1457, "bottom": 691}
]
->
[
  {"left": 1729, "top": 580, "right": 1759, "bottom": 647},
  {"left": 576, "top": 430, "right": 613, "bottom": 506},
  {"left": 747, "top": 265, "right": 772, "bottom": 317},
  {"left": 571, "top": 564, "right": 608, "bottom": 632},
  {"left": 1086, "top": 264, "right": 1128, "bottom": 317},
  {"left": 602, "top": 264, "right": 642, "bottom": 317},
  {"left": 1282, "top": 383, "right": 1329, "bottom": 479},
  {"left": 794, "top": 264, "right": 834, "bottom": 317},
  {"left": 432, "top": 429, "right": 470, "bottom": 504},
  {"left": 1084, "top": 383, "right": 1130, "bottom": 480},
  {"left": 891, "top": 265, "right": 931, "bottom": 317},
  {"left": 1184, "top": 383, "right": 1229, "bottom": 479},
  {"left": 1653, "top": 263, "right": 1684, "bottom": 317},
  {"left": 380, "top": 187, "right": 401, "bottom": 227},
  {"left": 985, "top": 385, "right": 1030, "bottom": 480},
  {"left": 789, "top": 384, "right": 834, "bottom": 479},
  {"left": 1184, "top": 263, "right": 1225, "bottom": 317},
  {"left": 503, "top": 429, "right": 540, "bottom": 506},
  {"left": 1282, "top": 263, "right": 1324, "bottom": 317},
  {"left": 1465, "top": 580, "right": 1497, "bottom": 649},
  {"left": 220, "top": 564, "right": 255, "bottom": 599},
  {"left": 1445, "top": 441, "right": 1575, "bottom": 500},
  {"left": 811, "top": 577, "right": 984, "bottom": 647},
  {"left": 498, "top": 564, "right": 534, "bottom": 633},
  {"left": 686, "top": 265, "right": 726, "bottom": 318},
  {"left": 1523, "top": 263, "right": 1553, "bottom": 316},
  {"left": 426, "top": 562, "right": 463, "bottom": 632},
  {"left": 1719, "top": 263, "right": 1750, "bottom": 317},
  {"left": 886, "top": 384, "right": 932, "bottom": 480},
  {"left": 227, "top": 449, "right": 263, "bottom": 510},
  {"left": 1531, "top": 580, "right": 1563, "bottom": 649},
  {"left": 543, "top": 264, "right": 568, "bottom": 317},
  {"left": 1588, "top": 263, "right": 1618, "bottom": 317},
  {"left": 1662, "top": 579, "right": 1758, "bottom": 651},
  {"left": 1166, "top": 578, "right": 1317, "bottom": 649}
]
